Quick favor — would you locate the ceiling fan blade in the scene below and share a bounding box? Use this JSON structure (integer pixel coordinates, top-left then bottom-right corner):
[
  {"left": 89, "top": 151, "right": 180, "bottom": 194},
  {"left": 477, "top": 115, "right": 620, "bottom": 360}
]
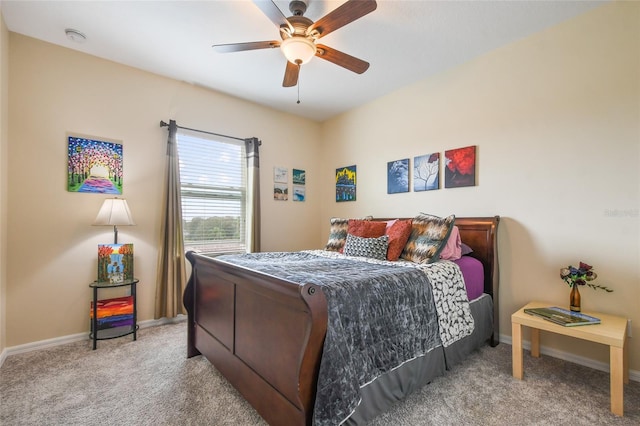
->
[
  {"left": 315, "top": 44, "right": 369, "bottom": 74},
  {"left": 212, "top": 41, "right": 280, "bottom": 53},
  {"left": 307, "top": 0, "right": 377, "bottom": 39},
  {"left": 253, "top": 0, "right": 294, "bottom": 34},
  {"left": 283, "top": 61, "right": 299, "bottom": 87}
]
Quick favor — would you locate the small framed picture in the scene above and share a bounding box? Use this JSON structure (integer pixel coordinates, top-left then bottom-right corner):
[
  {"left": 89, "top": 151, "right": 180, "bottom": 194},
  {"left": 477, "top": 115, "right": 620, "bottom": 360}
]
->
[
  {"left": 293, "top": 185, "right": 305, "bottom": 201},
  {"left": 274, "top": 183, "right": 288, "bottom": 201},
  {"left": 414, "top": 153, "right": 440, "bottom": 191},
  {"left": 274, "top": 166, "right": 288, "bottom": 183},
  {"left": 68, "top": 134, "right": 123, "bottom": 194},
  {"left": 293, "top": 169, "right": 306, "bottom": 185},
  {"left": 387, "top": 159, "right": 409, "bottom": 194},
  {"left": 336, "top": 165, "right": 356, "bottom": 202},
  {"left": 98, "top": 243, "right": 134, "bottom": 283},
  {"left": 445, "top": 145, "right": 476, "bottom": 188}
]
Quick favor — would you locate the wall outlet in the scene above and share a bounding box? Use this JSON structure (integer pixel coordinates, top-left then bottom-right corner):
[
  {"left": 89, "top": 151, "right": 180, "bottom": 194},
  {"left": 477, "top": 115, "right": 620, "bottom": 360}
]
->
[{"left": 628, "top": 319, "right": 632, "bottom": 338}]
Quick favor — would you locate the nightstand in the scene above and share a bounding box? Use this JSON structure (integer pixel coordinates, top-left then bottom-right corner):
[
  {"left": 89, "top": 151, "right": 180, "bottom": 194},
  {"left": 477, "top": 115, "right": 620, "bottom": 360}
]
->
[
  {"left": 511, "top": 301, "right": 629, "bottom": 416},
  {"left": 89, "top": 278, "right": 139, "bottom": 350}
]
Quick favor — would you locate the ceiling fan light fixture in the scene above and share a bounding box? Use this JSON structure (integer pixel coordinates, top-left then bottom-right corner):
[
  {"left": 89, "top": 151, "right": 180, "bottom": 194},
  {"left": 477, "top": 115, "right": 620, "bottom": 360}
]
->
[{"left": 280, "top": 37, "right": 316, "bottom": 65}]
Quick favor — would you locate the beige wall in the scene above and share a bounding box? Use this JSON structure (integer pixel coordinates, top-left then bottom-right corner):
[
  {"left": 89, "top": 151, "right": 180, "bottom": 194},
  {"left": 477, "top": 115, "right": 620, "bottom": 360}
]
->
[
  {"left": 320, "top": 2, "right": 639, "bottom": 371},
  {"left": 0, "top": 6, "right": 9, "bottom": 357},
  {"left": 6, "top": 34, "right": 321, "bottom": 346},
  {"left": 2, "top": 2, "right": 639, "bottom": 376}
]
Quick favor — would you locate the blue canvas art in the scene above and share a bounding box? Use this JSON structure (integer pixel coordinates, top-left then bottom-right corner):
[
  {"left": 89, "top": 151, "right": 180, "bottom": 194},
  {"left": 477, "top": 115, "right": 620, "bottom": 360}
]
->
[
  {"left": 387, "top": 159, "right": 409, "bottom": 194},
  {"left": 293, "top": 169, "right": 306, "bottom": 185},
  {"left": 293, "top": 185, "right": 305, "bottom": 201}
]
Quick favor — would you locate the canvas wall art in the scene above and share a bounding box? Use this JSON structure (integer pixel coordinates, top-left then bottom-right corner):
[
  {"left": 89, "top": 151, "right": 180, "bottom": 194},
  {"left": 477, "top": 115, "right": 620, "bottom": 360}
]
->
[
  {"left": 414, "top": 153, "right": 440, "bottom": 191},
  {"left": 90, "top": 296, "right": 134, "bottom": 331},
  {"left": 68, "top": 135, "right": 123, "bottom": 194},
  {"left": 292, "top": 169, "right": 306, "bottom": 185},
  {"left": 293, "top": 185, "right": 305, "bottom": 202},
  {"left": 445, "top": 145, "right": 476, "bottom": 188},
  {"left": 274, "top": 166, "right": 288, "bottom": 183},
  {"left": 387, "top": 159, "right": 410, "bottom": 194},
  {"left": 274, "top": 183, "right": 288, "bottom": 201},
  {"left": 98, "top": 243, "right": 134, "bottom": 283},
  {"left": 336, "top": 165, "right": 356, "bottom": 202}
]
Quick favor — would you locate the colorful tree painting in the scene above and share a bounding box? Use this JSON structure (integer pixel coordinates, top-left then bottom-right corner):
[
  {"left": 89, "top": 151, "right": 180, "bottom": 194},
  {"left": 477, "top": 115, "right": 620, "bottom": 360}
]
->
[
  {"left": 97, "top": 244, "right": 133, "bottom": 283},
  {"left": 68, "top": 136, "right": 123, "bottom": 193}
]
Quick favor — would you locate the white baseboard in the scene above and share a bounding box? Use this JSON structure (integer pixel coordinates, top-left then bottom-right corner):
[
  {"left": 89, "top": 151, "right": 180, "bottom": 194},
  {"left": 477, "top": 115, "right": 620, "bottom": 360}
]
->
[
  {"left": 0, "top": 315, "right": 187, "bottom": 368},
  {"left": 499, "top": 332, "right": 639, "bottom": 383}
]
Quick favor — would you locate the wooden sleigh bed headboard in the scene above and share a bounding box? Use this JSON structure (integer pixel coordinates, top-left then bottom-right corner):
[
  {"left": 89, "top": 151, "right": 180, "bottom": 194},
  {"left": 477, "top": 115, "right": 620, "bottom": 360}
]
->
[
  {"left": 183, "top": 215, "right": 500, "bottom": 426},
  {"left": 373, "top": 216, "right": 501, "bottom": 343},
  {"left": 454, "top": 216, "right": 500, "bottom": 338}
]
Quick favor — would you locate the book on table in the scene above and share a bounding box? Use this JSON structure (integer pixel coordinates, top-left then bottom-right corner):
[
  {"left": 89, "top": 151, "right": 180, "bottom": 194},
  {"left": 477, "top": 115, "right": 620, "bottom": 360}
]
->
[{"left": 524, "top": 306, "right": 601, "bottom": 326}]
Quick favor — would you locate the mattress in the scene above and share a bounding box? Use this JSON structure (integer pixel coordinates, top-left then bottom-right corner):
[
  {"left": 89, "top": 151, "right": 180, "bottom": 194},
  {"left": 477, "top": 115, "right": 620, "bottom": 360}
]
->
[{"left": 454, "top": 256, "right": 485, "bottom": 301}]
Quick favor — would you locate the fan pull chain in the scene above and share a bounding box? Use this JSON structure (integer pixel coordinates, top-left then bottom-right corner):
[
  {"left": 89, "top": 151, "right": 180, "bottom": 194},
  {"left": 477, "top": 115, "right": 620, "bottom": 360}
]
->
[{"left": 297, "top": 63, "right": 301, "bottom": 104}]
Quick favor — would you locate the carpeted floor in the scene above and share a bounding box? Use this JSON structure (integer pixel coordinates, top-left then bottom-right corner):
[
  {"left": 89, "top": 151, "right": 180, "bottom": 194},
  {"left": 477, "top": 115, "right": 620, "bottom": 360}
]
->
[{"left": 0, "top": 321, "right": 638, "bottom": 425}]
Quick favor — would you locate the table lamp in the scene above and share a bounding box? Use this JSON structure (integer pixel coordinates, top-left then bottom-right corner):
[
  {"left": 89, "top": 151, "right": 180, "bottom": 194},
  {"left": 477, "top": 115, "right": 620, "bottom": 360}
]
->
[{"left": 93, "top": 197, "right": 135, "bottom": 244}]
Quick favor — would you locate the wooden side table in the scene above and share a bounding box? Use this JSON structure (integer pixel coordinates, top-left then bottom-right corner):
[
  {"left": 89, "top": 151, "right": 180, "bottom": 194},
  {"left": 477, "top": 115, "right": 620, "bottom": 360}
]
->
[{"left": 511, "top": 301, "right": 629, "bottom": 416}]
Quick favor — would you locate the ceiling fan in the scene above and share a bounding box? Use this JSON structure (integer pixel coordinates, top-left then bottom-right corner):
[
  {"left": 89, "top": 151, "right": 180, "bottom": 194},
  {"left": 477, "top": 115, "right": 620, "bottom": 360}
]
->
[{"left": 213, "top": 0, "right": 377, "bottom": 88}]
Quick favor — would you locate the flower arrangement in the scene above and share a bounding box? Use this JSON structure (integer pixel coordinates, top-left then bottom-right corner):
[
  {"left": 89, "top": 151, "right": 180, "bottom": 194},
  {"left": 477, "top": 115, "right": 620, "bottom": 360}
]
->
[{"left": 560, "top": 262, "right": 613, "bottom": 292}]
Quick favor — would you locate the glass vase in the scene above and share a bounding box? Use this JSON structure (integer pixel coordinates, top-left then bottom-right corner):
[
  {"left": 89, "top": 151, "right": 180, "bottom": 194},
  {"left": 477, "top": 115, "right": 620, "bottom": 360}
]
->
[{"left": 570, "top": 284, "right": 581, "bottom": 312}]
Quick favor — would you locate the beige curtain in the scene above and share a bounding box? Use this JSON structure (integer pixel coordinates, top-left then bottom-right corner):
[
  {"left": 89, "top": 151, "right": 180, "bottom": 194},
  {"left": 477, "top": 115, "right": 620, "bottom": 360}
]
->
[
  {"left": 155, "top": 120, "right": 187, "bottom": 318},
  {"left": 245, "top": 137, "right": 261, "bottom": 252}
]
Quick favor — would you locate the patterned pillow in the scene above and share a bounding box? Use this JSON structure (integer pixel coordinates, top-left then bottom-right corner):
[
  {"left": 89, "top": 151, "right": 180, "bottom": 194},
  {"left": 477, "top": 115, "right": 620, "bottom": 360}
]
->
[
  {"left": 343, "top": 234, "right": 389, "bottom": 260},
  {"left": 385, "top": 219, "right": 413, "bottom": 261},
  {"left": 324, "top": 218, "right": 349, "bottom": 251},
  {"left": 401, "top": 214, "right": 455, "bottom": 263}
]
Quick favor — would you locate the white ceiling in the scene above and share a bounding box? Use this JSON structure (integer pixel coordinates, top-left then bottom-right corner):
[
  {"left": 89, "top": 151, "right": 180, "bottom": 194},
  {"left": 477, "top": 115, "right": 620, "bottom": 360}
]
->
[{"left": 2, "top": 0, "right": 606, "bottom": 122}]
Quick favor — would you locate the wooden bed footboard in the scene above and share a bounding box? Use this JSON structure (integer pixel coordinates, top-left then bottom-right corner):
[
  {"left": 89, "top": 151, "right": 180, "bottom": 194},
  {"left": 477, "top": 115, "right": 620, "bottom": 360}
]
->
[{"left": 184, "top": 251, "right": 328, "bottom": 426}]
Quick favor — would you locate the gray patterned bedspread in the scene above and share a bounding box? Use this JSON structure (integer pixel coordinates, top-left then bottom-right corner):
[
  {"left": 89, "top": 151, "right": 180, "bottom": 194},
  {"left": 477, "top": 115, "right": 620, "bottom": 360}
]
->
[{"left": 216, "top": 250, "right": 474, "bottom": 426}]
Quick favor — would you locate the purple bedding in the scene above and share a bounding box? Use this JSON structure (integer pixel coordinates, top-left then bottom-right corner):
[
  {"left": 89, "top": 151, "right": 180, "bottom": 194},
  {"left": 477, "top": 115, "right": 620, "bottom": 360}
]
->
[{"left": 454, "top": 256, "right": 485, "bottom": 301}]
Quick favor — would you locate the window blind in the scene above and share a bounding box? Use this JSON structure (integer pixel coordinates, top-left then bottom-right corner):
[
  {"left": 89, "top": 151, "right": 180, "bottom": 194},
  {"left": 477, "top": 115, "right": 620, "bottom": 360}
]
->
[{"left": 176, "top": 132, "right": 247, "bottom": 255}]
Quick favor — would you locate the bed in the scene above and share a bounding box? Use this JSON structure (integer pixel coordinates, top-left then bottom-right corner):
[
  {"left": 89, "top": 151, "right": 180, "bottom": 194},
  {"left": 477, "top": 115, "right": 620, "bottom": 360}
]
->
[{"left": 183, "top": 215, "right": 500, "bottom": 426}]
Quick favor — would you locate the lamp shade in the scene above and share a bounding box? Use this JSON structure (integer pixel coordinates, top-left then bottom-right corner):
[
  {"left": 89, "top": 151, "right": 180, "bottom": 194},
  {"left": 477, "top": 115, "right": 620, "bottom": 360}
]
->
[
  {"left": 280, "top": 37, "right": 317, "bottom": 65},
  {"left": 93, "top": 198, "right": 135, "bottom": 226}
]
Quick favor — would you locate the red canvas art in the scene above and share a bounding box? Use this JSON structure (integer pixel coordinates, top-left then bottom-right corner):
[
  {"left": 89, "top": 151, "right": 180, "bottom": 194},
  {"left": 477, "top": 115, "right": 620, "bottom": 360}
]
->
[{"left": 444, "top": 146, "right": 476, "bottom": 188}]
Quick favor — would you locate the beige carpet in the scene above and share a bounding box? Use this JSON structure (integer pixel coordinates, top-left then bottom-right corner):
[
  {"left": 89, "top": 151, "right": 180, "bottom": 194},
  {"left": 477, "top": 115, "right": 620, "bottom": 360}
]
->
[{"left": 1, "top": 322, "right": 638, "bottom": 425}]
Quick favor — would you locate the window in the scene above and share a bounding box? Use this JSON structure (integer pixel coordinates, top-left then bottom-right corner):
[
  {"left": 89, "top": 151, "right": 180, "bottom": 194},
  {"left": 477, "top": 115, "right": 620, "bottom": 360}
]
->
[{"left": 176, "top": 131, "right": 247, "bottom": 255}]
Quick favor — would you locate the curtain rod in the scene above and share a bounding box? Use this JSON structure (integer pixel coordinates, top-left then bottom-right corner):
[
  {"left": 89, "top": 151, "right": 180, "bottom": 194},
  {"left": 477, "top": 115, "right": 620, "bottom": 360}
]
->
[{"left": 160, "top": 120, "right": 259, "bottom": 144}]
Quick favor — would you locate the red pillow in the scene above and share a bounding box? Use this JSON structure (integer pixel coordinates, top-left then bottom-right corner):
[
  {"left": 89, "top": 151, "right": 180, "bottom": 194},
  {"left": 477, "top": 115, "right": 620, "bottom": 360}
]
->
[
  {"left": 339, "top": 220, "right": 386, "bottom": 253},
  {"left": 385, "top": 219, "right": 413, "bottom": 261},
  {"left": 347, "top": 219, "right": 387, "bottom": 238}
]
